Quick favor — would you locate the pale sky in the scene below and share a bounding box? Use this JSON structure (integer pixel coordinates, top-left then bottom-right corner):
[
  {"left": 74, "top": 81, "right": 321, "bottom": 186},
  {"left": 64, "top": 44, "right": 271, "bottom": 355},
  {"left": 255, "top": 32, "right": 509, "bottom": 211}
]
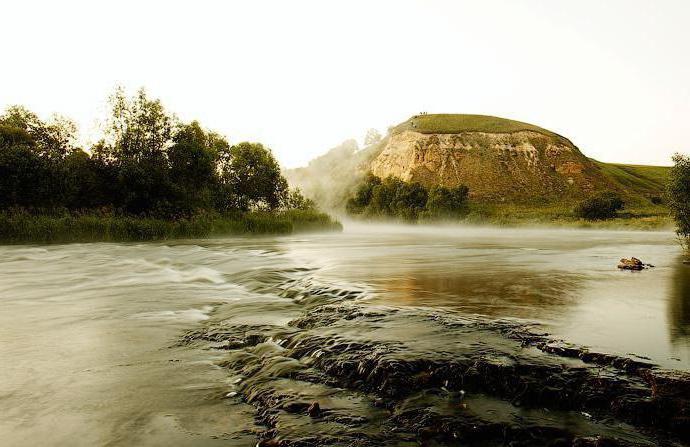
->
[{"left": 1, "top": 0, "right": 689, "bottom": 167}]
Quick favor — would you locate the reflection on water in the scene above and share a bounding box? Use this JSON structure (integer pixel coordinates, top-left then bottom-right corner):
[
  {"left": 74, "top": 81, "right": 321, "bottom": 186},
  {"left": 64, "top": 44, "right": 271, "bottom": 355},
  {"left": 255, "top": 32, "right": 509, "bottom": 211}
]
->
[
  {"left": 670, "top": 261, "right": 690, "bottom": 341},
  {"left": 373, "top": 269, "right": 582, "bottom": 319},
  {"left": 0, "top": 224, "right": 689, "bottom": 445}
]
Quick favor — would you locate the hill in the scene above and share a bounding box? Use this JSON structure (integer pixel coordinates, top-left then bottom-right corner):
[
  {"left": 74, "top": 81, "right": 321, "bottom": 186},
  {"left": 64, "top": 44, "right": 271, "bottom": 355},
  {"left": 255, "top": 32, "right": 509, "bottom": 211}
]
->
[{"left": 286, "top": 114, "right": 669, "bottom": 212}]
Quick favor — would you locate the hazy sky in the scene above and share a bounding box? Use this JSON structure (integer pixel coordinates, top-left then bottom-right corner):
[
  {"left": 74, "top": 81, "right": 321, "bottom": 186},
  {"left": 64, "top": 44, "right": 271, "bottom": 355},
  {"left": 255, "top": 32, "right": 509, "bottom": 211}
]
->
[{"left": 2, "top": 0, "right": 689, "bottom": 167}]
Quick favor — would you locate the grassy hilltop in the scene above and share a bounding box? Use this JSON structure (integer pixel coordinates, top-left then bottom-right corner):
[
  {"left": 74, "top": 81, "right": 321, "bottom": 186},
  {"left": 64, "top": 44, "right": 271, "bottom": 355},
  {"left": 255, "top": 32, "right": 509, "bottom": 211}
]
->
[{"left": 393, "top": 113, "right": 565, "bottom": 140}]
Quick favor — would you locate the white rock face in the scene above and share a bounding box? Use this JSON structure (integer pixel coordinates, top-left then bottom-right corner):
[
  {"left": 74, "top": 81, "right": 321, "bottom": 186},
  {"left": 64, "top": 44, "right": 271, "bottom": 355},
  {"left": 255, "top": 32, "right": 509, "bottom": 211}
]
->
[{"left": 369, "top": 130, "right": 604, "bottom": 200}]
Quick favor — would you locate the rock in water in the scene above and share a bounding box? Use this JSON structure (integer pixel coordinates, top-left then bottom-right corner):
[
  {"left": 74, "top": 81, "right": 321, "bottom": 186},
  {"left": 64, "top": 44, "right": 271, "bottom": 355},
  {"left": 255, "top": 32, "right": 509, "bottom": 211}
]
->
[{"left": 617, "top": 257, "right": 653, "bottom": 270}]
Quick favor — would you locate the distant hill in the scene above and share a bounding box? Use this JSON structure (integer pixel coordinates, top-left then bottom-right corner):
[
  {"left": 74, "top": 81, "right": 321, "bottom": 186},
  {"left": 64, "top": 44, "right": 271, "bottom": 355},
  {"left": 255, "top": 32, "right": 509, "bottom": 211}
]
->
[{"left": 286, "top": 114, "right": 669, "bottom": 210}]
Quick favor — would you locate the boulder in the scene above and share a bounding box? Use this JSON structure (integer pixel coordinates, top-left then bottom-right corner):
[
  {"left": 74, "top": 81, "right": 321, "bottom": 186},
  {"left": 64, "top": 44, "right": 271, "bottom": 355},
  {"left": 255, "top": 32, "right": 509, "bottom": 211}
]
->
[{"left": 617, "top": 257, "right": 653, "bottom": 270}]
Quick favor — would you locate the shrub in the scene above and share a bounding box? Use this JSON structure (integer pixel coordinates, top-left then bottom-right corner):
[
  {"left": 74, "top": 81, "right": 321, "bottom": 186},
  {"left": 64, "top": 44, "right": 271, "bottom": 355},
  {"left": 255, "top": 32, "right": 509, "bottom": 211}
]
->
[
  {"left": 574, "top": 191, "right": 624, "bottom": 220},
  {"left": 650, "top": 195, "right": 664, "bottom": 205}
]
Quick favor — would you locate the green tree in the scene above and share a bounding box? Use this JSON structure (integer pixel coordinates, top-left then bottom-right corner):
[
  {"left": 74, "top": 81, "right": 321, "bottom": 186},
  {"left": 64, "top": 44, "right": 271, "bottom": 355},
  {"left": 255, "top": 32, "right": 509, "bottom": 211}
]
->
[
  {"left": 667, "top": 153, "right": 690, "bottom": 243},
  {"left": 426, "top": 185, "right": 469, "bottom": 217},
  {"left": 0, "top": 107, "right": 73, "bottom": 209},
  {"left": 168, "top": 121, "right": 228, "bottom": 213},
  {"left": 0, "top": 90, "right": 307, "bottom": 220},
  {"left": 97, "top": 87, "right": 176, "bottom": 214},
  {"left": 63, "top": 149, "right": 108, "bottom": 209},
  {"left": 218, "top": 142, "right": 288, "bottom": 211},
  {"left": 283, "top": 188, "right": 315, "bottom": 210},
  {"left": 346, "top": 173, "right": 381, "bottom": 214},
  {"left": 0, "top": 106, "right": 77, "bottom": 160},
  {"left": 386, "top": 177, "right": 427, "bottom": 220},
  {"left": 0, "top": 127, "right": 48, "bottom": 208},
  {"left": 103, "top": 87, "right": 174, "bottom": 161}
]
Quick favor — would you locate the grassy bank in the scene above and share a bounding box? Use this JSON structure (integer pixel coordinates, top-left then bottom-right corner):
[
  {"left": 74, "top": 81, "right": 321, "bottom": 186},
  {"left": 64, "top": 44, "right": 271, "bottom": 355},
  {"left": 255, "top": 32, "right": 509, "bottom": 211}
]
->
[
  {"left": 462, "top": 202, "right": 672, "bottom": 230},
  {"left": 0, "top": 210, "right": 342, "bottom": 244}
]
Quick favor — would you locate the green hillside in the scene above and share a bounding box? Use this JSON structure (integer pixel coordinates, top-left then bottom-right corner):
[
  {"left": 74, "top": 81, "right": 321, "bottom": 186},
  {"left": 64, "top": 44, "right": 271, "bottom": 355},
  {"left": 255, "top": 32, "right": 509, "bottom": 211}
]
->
[
  {"left": 593, "top": 161, "right": 670, "bottom": 197},
  {"left": 393, "top": 114, "right": 566, "bottom": 140}
]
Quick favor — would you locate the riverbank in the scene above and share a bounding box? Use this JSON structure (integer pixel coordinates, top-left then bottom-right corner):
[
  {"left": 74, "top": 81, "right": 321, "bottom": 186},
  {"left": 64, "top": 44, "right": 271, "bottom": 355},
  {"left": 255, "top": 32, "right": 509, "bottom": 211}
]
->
[
  {"left": 462, "top": 202, "right": 673, "bottom": 230},
  {"left": 344, "top": 203, "right": 673, "bottom": 231},
  {"left": 0, "top": 210, "right": 342, "bottom": 243}
]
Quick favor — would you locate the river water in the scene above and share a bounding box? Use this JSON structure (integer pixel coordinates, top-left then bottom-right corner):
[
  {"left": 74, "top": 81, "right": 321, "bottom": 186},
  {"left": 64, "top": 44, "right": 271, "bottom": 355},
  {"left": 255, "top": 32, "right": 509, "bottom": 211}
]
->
[{"left": 1, "top": 224, "right": 688, "bottom": 446}]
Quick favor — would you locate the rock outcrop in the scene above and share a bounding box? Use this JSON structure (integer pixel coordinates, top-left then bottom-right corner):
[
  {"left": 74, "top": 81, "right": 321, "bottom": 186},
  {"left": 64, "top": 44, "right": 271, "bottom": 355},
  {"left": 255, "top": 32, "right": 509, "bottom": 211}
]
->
[{"left": 369, "top": 126, "right": 614, "bottom": 202}]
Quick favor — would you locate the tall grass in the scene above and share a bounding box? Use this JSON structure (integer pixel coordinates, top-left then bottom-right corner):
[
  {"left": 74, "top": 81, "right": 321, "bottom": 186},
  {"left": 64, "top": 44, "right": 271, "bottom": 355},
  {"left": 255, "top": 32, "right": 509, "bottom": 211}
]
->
[{"left": 0, "top": 210, "right": 342, "bottom": 244}]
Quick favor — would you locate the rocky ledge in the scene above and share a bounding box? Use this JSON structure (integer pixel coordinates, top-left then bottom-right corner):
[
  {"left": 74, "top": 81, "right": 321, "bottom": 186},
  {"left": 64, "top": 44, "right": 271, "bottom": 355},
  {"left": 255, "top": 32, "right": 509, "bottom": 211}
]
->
[{"left": 181, "top": 299, "right": 689, "bottom": 447}]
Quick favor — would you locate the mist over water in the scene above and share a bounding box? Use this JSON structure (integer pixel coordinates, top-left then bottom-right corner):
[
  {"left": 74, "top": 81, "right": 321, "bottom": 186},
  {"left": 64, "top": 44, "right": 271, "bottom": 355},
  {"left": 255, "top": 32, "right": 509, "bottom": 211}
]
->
[{"left": 1, "top": 224, "right": 688, "bottom": 445}]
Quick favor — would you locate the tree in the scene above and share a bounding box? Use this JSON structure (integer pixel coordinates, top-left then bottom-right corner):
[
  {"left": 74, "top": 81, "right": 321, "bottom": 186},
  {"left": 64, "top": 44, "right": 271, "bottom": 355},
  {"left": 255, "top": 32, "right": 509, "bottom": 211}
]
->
[
  {"left": 346, "top": 174, "right": 468, "bottom": 221},
  {"left": 103, "top": 86, "right": 174, "bottom": 161},
  {"left": 0, "top": 90, "right": 305, "bottom": 219},
  {"left": 0, "top": 106, "right": 78, "bottom": 160},
  {"left": 0, "top": 107, "right": 72, "bottom": 209},
  {"left": 218, "top": 142, "right": 288, "bottom": 211},
  {"left": 168, "top": 121, "right": 227, "bottom": 213},
  {"left": 0, "top": 129, "right": 48, "bottom": 208},
  {"left": 63, "top": 149, "right": 108, "bottom": 209},
  {"left": 387, "top": 178, "right": 427, "bottom": 220},
  {"left": 346, "top": 173, "right": 381, "bottom": 214},
  {"left": 96, "top": 87, "right": 177, "bottom": 214},
  {"left": 574, "top": 191, "right": 624, "bottom": 220},
  {"left": 364, "top": 128, "right": 382, "bottom": 146},
  {"left": 283, "top": 188, "right": 315, "bottom": 210},
  {"left": 667, "top": 153, "right": 690, "bottom": 243},
  {"left": 426, "top": 185, "right": 469, "bottom": 217}
]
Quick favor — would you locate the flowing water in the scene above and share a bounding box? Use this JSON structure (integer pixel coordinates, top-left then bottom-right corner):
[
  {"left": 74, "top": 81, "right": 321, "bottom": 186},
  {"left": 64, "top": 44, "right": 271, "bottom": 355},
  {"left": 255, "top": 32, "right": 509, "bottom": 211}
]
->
[{"left": 1, "top": 224, "right": 689, "bottom": 446}]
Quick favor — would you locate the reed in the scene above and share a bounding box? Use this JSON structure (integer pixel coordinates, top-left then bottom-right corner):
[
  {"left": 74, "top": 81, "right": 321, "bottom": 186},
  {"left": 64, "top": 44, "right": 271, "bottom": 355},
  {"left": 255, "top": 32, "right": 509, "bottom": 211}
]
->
[{"left": 0, "top": 210, "right": 342, "bottom": 244}]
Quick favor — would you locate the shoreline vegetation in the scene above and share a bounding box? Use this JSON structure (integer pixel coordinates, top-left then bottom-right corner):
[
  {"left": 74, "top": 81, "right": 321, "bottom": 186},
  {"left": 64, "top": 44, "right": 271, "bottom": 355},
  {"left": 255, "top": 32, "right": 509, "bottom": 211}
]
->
[
  {"left": 343, "top": 173, "right": 672, "bottom": 231},
  {"left": 0, "top": 87, "right": 343, "bottom": 244},
  {"left": 343, "top": 205, "right": 672, "bottom": 231},
  {"left": 0, "top": 209, "right": 342, "bottom": 244},
  {"left": 461, "top": 202, "right": 672, "bottom": 230}
]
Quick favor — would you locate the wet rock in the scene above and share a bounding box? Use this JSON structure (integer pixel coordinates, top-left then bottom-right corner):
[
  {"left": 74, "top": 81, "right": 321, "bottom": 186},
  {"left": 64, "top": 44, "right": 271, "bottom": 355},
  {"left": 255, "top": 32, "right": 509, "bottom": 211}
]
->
[
  {"left": 280, "top": 401, "right": 311, "bottom": 413},
  {"left": 572, "top": 437, "right": 621, "bottom": 447},
  {"left": 307, "top": 401, "right": 321, "bottom": 418},
  {"left": 643, "top": 369, "right": 690, "bottom": 399},
  {"left": 257, "top": 438, "right": 283, "bottom": 447},
  {"left": 617, "top": 257, "right": 653, "bottom": 270},
  {"left": 186, "top": 302, "right": 688, "bottom": 446}
]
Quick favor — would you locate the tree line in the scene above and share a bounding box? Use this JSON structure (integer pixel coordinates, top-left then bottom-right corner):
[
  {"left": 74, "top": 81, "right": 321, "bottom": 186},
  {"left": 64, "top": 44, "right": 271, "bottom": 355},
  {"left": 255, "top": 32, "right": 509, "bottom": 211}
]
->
[
  {"left": 0, "top": 88, "right": 312, "bottom": 218},
  {"left": 346, "top": 174, "right": 469, "bottom": 221}
]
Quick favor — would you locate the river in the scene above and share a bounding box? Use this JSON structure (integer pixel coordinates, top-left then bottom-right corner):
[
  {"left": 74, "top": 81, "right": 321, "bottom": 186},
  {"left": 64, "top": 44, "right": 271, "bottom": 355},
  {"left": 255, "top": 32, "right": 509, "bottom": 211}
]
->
[{"left": 1, "top": 224, "right": 688, "bottom": 446}]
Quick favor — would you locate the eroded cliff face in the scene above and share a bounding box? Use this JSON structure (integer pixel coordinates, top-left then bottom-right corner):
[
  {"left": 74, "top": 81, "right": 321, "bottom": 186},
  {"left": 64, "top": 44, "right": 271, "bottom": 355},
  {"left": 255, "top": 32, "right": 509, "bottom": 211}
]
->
[{"left": 370, "top": 130, "right": 613, "bottom": 201}]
